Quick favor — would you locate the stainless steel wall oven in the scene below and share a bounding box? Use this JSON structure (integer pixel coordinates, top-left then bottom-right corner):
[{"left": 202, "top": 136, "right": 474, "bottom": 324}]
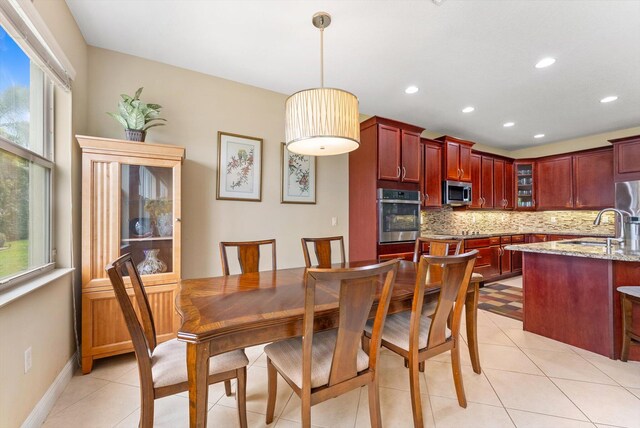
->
[{"left": 377, "top": 188, "right": 421, "bottom": 243}]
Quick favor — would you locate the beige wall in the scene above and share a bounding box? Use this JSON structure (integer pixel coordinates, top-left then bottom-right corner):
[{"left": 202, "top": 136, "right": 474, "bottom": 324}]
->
[
  {"left": 0, "top": 274, "right": 75, "bottom": 428},
  {"left": 0, "top": 0, "right": 87, "bottom": 426},
  {"left": 86, "top": 47, "right": 349, "bottom": 277}
]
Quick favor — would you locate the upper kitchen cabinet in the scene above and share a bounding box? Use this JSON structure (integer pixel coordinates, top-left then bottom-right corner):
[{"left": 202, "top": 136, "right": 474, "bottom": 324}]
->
[
  {"left": 494, "top": 159, "right": 514, "bottom": 209},
  {"left": 421, "top": 138, "right": 443, "bottom": 208},
  {"left": 610, "top": 135, "right": 640, "bottom": 182},
  {"left": 469, "top": 153, "right": 494, "bottom": 208},
  {"left": 515, "top": 161, "right": 535, "bottom": 210},
  {"left": 436, "top": 135, "right": 474, "bottom": 182},
  {"left": 536, "top": 155, "right": 574, "bottom": 210},
  {"left": 573, "top": 148, "right": 614, "bottom": 209},
  {"left": 361, "top": 116, "right": 424, "bottom": 185}
]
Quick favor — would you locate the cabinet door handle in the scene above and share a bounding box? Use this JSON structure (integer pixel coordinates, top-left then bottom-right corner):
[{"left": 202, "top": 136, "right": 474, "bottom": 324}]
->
[
  {"left": 532, "top": 199, "right": 536, "bottom": 206},
  {"left": 176, "top": 217, "right": 181, "bottom": 222},
  {"left": 397, "top": 166, "right": 401, "bottom": 178},
  {"left": 402, "top": 166, "right": 406, "bottom": 180},
  {"left": 460, "top": 168, "right": 464, "bottom": 178},
  {"left": 457, "top": 168, "right": 461, "bottom": 178},
  {"left": 425, "top": 193, "right": 430, "bottom": 202}
]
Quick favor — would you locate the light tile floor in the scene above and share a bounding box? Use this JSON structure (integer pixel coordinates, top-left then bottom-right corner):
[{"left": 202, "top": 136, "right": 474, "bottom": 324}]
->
[{"left": 43, "top": 277, "right": 640, "bottom": 427}]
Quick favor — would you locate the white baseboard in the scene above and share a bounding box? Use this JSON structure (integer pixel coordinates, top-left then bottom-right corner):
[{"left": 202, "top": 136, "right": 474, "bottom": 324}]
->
[{"left": 21, "top": 352, "right": 77, "bottom": 428}]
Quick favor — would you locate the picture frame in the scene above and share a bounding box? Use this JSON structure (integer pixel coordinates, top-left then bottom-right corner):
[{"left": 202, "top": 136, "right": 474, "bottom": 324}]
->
[
  {"left": 281, "top": 143, "right": 317, "bottom": 204},
  {"left": 217, "top": 132, "right": 263, "bottom": 201}
]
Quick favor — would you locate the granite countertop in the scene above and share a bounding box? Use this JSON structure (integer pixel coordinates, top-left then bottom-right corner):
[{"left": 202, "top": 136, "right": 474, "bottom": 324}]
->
[
  {"left": 421, "top": 230, "right": 613, "bottom": 240},
  {"left": 505, "top": 238, "right": 640, "bottom": 262}
]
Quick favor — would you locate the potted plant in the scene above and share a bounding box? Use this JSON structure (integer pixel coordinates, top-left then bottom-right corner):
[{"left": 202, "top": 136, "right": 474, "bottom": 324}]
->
[{"left": 107, "top": 87, "right": 166, "bottom": 142}]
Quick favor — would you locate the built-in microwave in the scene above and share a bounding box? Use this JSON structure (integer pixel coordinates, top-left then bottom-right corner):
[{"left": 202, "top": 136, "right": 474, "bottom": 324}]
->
[{"left": 443, "top": 180, "right": 472, "bottom": 206}]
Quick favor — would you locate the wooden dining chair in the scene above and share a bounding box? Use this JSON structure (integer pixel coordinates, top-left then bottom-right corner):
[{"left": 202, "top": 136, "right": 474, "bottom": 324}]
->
[
  {"left": 364, "top": 251, "right": 477, "bottom": 428},
  {"left": 413, "top": 237, "right": 462, "bottom": 262},
  {"left": 106, "top": 254, "right": 249, "bottom": 428},
  {"left": 264, "top": 259, "right": 399, "bottom": 428},
  {"left": 220, "top": 239, "right": 276, "bottom": 275},
  {"left": 301, "top": 236, "right": 345, "bottom": 268},
  {"left": 618, "top": 286, "right": 640, "bottom": 361}
]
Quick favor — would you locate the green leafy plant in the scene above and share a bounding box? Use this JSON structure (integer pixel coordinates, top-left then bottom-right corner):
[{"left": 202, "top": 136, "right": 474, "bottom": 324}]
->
[{"left": 107, "top": 87, "right": 166, "bottom": 131}]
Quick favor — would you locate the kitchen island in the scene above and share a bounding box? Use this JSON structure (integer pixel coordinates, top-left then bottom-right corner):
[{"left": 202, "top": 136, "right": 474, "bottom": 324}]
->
[{"left": 506, "top": 239, "right": 640, "bottom": 361}]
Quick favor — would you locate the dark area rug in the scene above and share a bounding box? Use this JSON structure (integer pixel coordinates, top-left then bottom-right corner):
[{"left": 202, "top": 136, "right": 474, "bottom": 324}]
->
[{"left": 478, "top": 283, "right": 523, "bottom": 321}]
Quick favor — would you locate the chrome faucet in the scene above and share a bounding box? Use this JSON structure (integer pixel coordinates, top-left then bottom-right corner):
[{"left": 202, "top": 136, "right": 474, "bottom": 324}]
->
[{"left": 594, "top": 208, "right": 631, "bottom": 249}]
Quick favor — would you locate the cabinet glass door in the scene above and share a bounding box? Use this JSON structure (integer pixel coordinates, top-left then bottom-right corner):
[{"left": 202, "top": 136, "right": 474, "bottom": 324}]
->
[
  {"left": 120, "top": 164, "right": 174, "bottom": 275},
  {"left": 516, "top": 163, "right": 534, "bottom": 209}
]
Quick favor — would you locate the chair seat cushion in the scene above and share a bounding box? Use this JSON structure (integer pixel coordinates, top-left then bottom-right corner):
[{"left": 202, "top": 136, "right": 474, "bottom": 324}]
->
[
  {"left": 151, "top": 339, "right": 248, "bottom": 388},
  {"left": 264, "top": 329, "right": 369, "bottom": 389},
  {"left": 618, "top": 286, "right": 640, "bottom": 299},
  {"left": 365, "top": 309, "right": 450, "bottom": 351}
]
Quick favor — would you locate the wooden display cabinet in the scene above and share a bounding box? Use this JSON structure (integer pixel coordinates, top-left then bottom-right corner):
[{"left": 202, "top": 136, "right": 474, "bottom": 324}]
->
[{"left": 77, "top": 135, "right": 185, "bottom": 374}]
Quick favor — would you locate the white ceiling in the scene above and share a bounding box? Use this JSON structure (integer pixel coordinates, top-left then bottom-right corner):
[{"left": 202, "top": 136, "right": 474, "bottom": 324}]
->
[{"left": 65, "top": 0, "right": 640, "bottom": 150}]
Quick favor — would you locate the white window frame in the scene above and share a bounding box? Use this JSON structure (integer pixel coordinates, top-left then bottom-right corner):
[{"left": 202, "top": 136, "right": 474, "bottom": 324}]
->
[{"left": 0, "top": 73, "right": 55, "bottom": 289}]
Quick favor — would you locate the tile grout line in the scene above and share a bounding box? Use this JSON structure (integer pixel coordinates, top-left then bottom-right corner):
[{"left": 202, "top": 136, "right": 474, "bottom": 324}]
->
[
  {"left": 488, "top": 311, "right": 595, "bottom": 425},
  {"left": 46, "top": 375, "right": 115, "bottom": 419}
]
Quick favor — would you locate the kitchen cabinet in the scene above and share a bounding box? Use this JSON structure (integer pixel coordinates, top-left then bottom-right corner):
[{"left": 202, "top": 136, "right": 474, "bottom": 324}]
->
[
  {"left": 528, "top": 234, "right": 548, "bottom": 243},
  {"left": 469, "top": 154, "right": 494, "bottom": 208},
  {"left": 77, "top": 135, "right": 184, "bottom": 374},
  {"left": 375, "top": 120, "right": 422, "bottom": 183},
  {"left": 494, "top": 159, "right": 514, "bottom": 209},
  {"left": 536, "top": 155, "right": 574, "bottom": 210},
  {"left": 573, "top": 149, "right": 614, "bottom": 209},
  {"left": 610, "top": 135, "right": 640, "bottom": 182},
  {"left": 500, "top": 236, "right": 512, "bottom": 275},
  {"left": 421, "top": 138, "right": 443, "bottom": 208},
  {"left": 437, "top": 135, "right": 474, "bottom": 182},
  {"left": 515, "top": 161, "right": 535, "bottom": 210},
  {"left": 377, "top": 242, "right": 415, "bottom": 262},
  {"left": 350, "top": 116, "right": 424, "bottom": 261},
  {"left": 465, "top": 237, "right": 501, "bottom": 278}
]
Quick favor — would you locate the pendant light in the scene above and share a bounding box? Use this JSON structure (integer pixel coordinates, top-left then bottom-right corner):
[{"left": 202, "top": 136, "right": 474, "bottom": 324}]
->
[{"left": 285, "top": 12, "right": 360, "bottom": 156}]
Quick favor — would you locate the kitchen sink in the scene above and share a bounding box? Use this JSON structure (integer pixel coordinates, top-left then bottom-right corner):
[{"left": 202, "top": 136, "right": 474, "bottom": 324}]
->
[{"left": 556, "top": 240, "right": 609, "bottom": 247}]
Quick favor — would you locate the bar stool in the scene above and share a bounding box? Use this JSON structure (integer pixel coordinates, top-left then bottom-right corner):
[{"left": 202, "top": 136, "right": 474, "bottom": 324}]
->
[{"left": 618, "top": 286, "right": 640, "bottom": 361}]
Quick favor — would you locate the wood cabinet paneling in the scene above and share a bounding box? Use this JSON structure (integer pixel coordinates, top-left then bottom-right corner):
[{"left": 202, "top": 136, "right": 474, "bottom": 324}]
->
[
  {"left": 494, "top": 159, "right": 514, "bottom": 209},
  {"left": 377, "top": 125, "right": 401, "bottom": 181},
  {"left": 470, "top": 154, "right": 482, "bottom": 208},
  {"left": 536, "top": 156, "right": 574, "bottom": 210},
  {"left": 469, "top": 154, "right": 494, "bottom": 209},
  {"left": 610, "top": 135, "right": 640, "bottom": 182},
  {"left": 401, "top": 130, "right": 422, "bottom": 183},
  {"left": 376, "top": 122, "right": 423, "bottom": 183},
  {"left": 573, "top": 149, "right": 614, "bottom": 209},
  {"left": 437, "top": 136, "right": 474, "bottom": 182},
  {"left": 78, "top": 135, "right": 185, "bottom": 374},
  {"left": 350, "top": 117, "right": 424, "bottom": 261},
  {"left": 422, "top": 139, "right": 442, "bottom": 208},
  {"left": 515, "top": 161, "right": 535, "bottom": 210}
]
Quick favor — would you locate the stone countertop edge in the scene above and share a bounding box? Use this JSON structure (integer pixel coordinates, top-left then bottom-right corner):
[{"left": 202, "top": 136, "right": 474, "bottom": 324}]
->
[
  {"left": 504, "top": 241, "right": 640, "bottom": 262},
  {"left": 421, "top": 231, "right": 613, "bottom": 240}
]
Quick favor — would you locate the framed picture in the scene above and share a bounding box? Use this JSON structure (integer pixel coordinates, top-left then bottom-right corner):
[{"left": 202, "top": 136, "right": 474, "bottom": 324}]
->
[
  {"left": 281, "top": 143, "right": 317, "bottom": 204},
  {"left": 217, "top": 132, "right": 263, "bottom": 201}
]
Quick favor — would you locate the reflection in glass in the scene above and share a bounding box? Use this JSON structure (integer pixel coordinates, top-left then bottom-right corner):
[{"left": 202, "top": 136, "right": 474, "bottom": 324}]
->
[{"left": 121, "top": 165, "right": 173, "bottom": 274}]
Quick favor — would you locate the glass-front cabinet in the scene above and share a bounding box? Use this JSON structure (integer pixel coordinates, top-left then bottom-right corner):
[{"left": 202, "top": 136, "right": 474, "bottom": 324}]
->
[
  {"left": 515, "top": 161, "right": 536, "bottom": 210},
  {"left": 78, "top": 136, "right": 184, "bottom": 373}
]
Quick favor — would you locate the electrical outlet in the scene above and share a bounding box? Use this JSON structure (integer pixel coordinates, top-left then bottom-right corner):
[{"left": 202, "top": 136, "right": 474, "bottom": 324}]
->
[
  {"left": 331, "top": 217, "right": 338, "bottom": 227},
  {"left": 24, "top": 347, "right": 32, "bottom": 373}
]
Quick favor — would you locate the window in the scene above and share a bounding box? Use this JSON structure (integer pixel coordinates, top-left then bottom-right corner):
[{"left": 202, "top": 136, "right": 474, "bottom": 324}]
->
[{"left": 0, "top": 24, "right": 53, "bottom": 287}]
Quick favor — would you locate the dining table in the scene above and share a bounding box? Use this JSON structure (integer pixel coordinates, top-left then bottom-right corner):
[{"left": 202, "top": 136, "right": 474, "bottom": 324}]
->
[{"left": 175, "top": 259, "right": 482, "bottom": 428}]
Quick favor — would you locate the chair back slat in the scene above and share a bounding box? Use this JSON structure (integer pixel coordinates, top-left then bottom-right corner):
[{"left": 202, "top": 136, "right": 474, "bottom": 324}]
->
[
  {"left": 409, "top": 251, "right": 477, "bottom": 353},
  {"left": 413, "top": 238, "right": 462, "bottom": 262},
  {"left": 105, "top": 254, "right": 156, "bottom": 372},
  {"left": 302, "top": 260, "right": 398, "bottom": 391},
  {"left": 220, "top": 239, "right": 277, "bottom": 275},
  {"left": 301, "top": 236, "right": 345, "bottom": 268}
]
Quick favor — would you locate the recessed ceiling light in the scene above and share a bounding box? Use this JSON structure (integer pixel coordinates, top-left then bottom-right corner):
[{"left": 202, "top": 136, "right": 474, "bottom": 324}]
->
[
  {"left": 534, "top": 134, "right": 545, "bottom": 139},
  {"left": 600, "top": 96, "right": 618, "bottom": 103},
  {"left": 503, "top": 122, "right": 515, "bottom": 127},
  {"left": 405, "top": 86, "right": 419, "bottom": 94},
  {"left": 462, "top": 106, "right": 475, "bottom": 113},
  {"left": 535, "top": 57, "right": 556, "bottom": 68}
]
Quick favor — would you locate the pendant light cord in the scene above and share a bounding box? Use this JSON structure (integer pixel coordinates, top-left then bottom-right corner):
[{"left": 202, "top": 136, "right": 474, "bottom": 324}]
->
[{"left": 319, "top": 25, "right": 324, "bottom": 88}]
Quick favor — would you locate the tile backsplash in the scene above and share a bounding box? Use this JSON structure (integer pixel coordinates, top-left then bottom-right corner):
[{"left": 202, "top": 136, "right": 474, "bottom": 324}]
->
[{"left": 421, "top": 207, "right": 615, "bottom": 235}]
